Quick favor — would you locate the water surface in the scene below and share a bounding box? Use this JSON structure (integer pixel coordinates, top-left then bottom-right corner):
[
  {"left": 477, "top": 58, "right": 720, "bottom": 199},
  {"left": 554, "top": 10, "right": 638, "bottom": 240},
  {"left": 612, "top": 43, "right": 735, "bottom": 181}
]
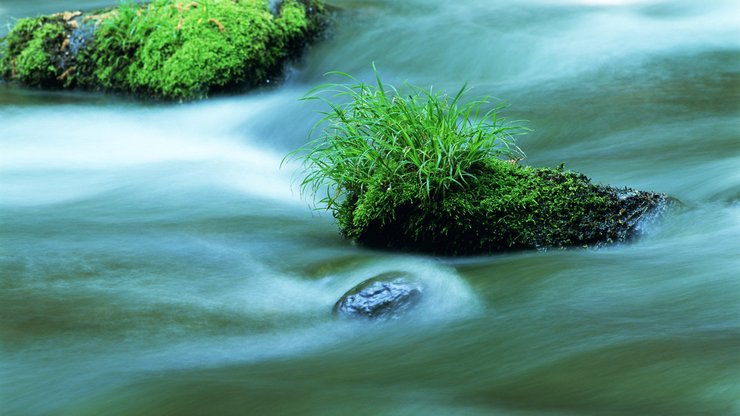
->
[{"left": 1, "top": 0, "right": 739, "bottom": 414}]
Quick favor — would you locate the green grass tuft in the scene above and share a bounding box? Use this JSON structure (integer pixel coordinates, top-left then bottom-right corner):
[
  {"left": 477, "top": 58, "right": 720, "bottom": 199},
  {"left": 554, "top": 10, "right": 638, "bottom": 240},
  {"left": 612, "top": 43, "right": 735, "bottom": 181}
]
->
[
  {"left": 289, "top": 69, "right": 668, "bottom": 254},
  {"left": 290, "top": 66, "right": 528, "bottom": 213}
]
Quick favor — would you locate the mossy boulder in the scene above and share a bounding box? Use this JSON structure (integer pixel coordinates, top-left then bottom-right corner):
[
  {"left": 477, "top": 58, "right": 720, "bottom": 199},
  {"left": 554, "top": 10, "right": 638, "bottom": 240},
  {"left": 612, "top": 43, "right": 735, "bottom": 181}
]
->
[
  {"left": 291, "top": 71, "right": 674, "bottom": 255},
  {"left": 0, "top": 0, "right": 328, "bottom": 100},
  {"left": 336, "top": 159, "right": 673, "bottom": 255}
]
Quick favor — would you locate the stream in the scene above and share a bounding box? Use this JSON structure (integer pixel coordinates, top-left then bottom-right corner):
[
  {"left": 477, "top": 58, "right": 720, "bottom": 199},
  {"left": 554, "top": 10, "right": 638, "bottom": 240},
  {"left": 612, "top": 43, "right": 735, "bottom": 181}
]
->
[{"left": 1, "top": 0, "right": 739, "bottom": 414}]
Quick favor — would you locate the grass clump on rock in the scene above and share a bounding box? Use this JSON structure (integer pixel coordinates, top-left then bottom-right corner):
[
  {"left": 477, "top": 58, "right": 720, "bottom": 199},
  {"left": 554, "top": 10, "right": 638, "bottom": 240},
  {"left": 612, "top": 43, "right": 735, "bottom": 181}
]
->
[
  {"left": 290, "top": 70, "right": 671, "bottom": 255},
  {"left": 0, "top": 0, "right": 327, "bottom": 100}
]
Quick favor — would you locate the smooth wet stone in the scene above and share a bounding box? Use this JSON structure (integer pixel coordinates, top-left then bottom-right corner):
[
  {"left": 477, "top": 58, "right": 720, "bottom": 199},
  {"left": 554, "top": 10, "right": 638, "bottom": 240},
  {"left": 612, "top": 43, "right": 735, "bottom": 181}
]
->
[{"left": 333, "top": 272, "right": 423, "bottom": 321}]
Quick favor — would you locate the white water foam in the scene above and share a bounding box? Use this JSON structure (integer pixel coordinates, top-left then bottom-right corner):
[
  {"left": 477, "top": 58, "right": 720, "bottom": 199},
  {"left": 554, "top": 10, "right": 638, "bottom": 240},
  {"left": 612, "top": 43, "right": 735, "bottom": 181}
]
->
[
  {"left": 321, "top": 256, "right": 486, "bottom": 323},
  {"left": 518, "top": 0, "right": 740, "bottom": 84},
  {"left": 0, "top": 96, "right": 306, "bottom": 206},
  {"left": 432, "top": 0, "right": 740, "bottom": 87},
  {"left": 108, "top": 256, "right": 484, "bottom": 371}
]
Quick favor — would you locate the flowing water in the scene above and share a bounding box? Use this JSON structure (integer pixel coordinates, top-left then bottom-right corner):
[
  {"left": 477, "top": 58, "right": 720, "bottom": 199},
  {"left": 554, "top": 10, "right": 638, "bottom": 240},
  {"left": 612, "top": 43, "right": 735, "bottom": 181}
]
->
[{"left": 1, "top": 0, "right": 739, "bottom": 414}]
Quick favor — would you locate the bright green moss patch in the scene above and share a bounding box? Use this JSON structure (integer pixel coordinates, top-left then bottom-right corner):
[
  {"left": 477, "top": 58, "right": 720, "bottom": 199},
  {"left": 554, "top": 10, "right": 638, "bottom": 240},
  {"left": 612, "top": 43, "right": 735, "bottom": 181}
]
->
[
  {"left": 0, "top": 0, "right": 327, "bottom": 99},
  {"left": 0, "top": 16, "right": 69, "bottom": 88},
  {"left": 291, "top": 71, "right": 672, "bottom": 255}
]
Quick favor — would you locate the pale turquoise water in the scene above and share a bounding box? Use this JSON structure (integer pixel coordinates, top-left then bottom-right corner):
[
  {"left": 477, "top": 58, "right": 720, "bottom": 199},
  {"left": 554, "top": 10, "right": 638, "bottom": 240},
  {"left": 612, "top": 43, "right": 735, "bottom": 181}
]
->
[{"left": 1, "top": 1, "right": 739, "bottom": 415}]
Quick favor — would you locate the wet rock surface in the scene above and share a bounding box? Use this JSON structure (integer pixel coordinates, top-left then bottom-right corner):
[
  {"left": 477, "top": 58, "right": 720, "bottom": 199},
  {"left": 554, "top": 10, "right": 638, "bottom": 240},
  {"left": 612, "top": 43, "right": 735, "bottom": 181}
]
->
[
  {"left": 612, "top": 188, "right": 677, "bottom": 239},
  {"left": 333, "top": 272, "right": 423, "bottom": 321}
]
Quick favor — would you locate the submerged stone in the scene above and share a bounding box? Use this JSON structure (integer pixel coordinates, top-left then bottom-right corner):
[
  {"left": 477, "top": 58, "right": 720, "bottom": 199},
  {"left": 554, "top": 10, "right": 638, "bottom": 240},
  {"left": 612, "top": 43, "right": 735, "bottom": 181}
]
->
[
  {"left": 333, "top": 272, "right": 423, "bottom": 321},
  {"left": 0, "top": 0, "right": 328, "bottom": 100}
]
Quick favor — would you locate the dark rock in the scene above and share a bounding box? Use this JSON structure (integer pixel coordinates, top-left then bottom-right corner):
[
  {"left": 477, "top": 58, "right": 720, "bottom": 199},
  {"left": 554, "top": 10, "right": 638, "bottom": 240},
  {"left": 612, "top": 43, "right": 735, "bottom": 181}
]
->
[
  {"left": 612, "top": 188, "right": 677, "bottom": 240},
  {"left": 333, "top": 272, "right": 423, "bottom": 321}
]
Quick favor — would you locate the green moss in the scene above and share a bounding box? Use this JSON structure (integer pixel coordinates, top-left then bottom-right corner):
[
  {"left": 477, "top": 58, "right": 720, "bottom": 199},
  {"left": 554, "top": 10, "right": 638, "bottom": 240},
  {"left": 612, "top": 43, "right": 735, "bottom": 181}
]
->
[
  {"left": 277, "top": 0, "right": 324, "bottom": 52},
  {"left": 99, "top": 0, "right": 272, "bottom": 99},
  {"left": 278, "top": 1, "right": 310, "bottom": 37},
  {"left": 338, "top": 159, "right": 666, "bottom": 255},
  {"left": 85, "top": 0, "right": 326, "bottom": 99},
  {"left": 0, "top": 16, "right": 68, "bottom": 88},
  {"left": 0, "top": 0, "right": 327, "bottom": 99}
]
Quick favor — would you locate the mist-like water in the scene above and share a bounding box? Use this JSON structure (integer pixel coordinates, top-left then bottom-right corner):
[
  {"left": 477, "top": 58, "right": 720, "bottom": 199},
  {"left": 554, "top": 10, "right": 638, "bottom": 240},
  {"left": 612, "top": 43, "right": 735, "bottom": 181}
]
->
[{"left": 1, "top": 1, "right": 739, "bottom": 415}]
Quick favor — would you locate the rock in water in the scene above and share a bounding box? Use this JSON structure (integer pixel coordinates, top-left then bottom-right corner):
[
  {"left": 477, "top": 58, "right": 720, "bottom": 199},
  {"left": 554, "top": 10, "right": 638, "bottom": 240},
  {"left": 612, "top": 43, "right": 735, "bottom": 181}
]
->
[
  {"left": 337, "top": 160, "right": 677, "bottom": 255},
  {"left": 333, "top": 273, "right": 423, "bottom": 321},
  {"left": 0, "top": 0, "right": 328, "bottom": 100},
  {"left": 613, "top": 188, "right": 676, "bottom": 239}
]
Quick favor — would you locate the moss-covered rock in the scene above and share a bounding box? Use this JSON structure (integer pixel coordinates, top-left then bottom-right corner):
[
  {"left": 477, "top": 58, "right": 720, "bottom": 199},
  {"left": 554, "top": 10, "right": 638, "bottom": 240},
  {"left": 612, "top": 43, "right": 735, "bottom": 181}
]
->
[
  {"left": 337, "top": 159, "right": 673, "bottom": 255},
  {"left": 291, "top": 71, "right": 674, "bottom": 255},
  {"left": 0, "top": 0, "right": 328, "bottom": 100},
  {"left": 0, "top": 16, "right": 69, "bottom": 88}
]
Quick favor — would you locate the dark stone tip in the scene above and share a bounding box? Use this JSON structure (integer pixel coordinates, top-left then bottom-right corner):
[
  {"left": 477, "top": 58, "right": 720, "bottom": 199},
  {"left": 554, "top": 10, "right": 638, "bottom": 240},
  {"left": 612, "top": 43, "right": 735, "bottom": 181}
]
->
[{"left": 333, "top": 272, "right": 423, "bottom": 321}]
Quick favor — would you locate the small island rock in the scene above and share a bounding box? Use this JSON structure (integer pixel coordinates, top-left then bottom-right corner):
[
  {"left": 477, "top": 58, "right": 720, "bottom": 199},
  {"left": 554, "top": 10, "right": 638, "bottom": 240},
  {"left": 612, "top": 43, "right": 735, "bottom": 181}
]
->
[
  {"left": 0, "top": 0, "right": 328, "bottom": 100},
  {"left": 333, "top": 272, "right": 423, "bottom": 321}
]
